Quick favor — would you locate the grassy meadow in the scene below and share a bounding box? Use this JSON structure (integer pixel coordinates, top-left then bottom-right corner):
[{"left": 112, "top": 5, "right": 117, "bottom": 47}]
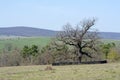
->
[
  {"left": 101, "top": 39, "right": 120, "bottom": 47},
  {"left": 0, "top": 36, "right": 120, "bottom": 52},
  {"left": 0, "top": 37, "right": 52, "bottom": 51},
  {"left": 0, "top": 63, "right": 120, "bottom": 80}
]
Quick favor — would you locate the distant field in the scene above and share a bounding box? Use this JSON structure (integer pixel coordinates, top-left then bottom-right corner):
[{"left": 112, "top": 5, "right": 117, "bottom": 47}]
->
[
  {"left": 0, "top": 37, "right": 52, "bottom": 51},
  {"left": 0, "top": 63, "right": 120, "bottom": 80},
  {"left": 101, "top": 39, "right": 120, "bottom": 47},
  {"left": 0, "top": 37, "right": 120, "bottom": 51}
]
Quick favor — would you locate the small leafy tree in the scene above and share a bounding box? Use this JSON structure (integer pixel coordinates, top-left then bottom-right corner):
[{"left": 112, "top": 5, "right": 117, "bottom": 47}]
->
[
  {"left": 38, "top": 44, "right": 54, "bottom": 64},
  {"left": 38, "top": 42, "right": 72, "bottom": 64},
  {"left": 21, "top": 45, "right": 39, "bottom": 64},
  {"left": 101, "top": 42, "right": 115, "bottom": 59},
  {"left": 107, "top": 48, "right": 120, "bottom": 62},
  {"left": 30, "top": 45, "right": 39, "bottom": 57},
  {"left": 51, "top": 43, "right": 71, "bottom": 62},
  {"left": 21, "top": 45, "right": 30, "bottom": 58}
]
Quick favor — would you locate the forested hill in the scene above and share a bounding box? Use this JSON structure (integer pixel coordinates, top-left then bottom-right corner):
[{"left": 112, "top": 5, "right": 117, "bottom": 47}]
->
[
  {"left": 0, "top": 27, "right": 120, "bottom": 39},
  {"left": 99, "top": 32, "right": 120, "bottom": 39},
  {"left": 0, "top": 27, "right": 58, "bottom": 37}
]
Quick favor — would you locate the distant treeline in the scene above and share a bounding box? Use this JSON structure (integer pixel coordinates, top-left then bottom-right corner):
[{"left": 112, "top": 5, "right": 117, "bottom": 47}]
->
[{"left": 0, "top": 41, "right": 120, "bottom": 67}]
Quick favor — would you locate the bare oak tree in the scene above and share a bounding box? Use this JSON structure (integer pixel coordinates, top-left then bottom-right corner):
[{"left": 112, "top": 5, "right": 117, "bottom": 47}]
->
[{"left": 57, "top": 18, "right": 100, "bottom": 63}]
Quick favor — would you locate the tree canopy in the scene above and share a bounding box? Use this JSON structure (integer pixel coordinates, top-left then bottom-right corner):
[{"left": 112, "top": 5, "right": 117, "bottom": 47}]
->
[{"left": 57, "top": 18, "right": 101, "bottom": 62}]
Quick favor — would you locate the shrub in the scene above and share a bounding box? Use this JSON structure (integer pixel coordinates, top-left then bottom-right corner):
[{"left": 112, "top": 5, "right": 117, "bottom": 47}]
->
[
  {"left": 44, "top": 66, "right": 53, "bottom": 71},
  {"left": 0, "top": 50, "right": 21, "bottom": 67},
  {"left": 107, "top": 49, "right": 120, "bottom": 62},
  {"left": 20, "top": 45, "right": 39, "bottom": 64}
]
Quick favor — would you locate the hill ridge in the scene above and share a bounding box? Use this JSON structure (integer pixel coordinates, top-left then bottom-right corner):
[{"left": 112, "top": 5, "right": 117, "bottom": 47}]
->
[
  {"left": 0, "top": 26, "right": 120, "bottom": 39},
  {"left": 0, "top": 26, "right": 57, "bottom": 37}
]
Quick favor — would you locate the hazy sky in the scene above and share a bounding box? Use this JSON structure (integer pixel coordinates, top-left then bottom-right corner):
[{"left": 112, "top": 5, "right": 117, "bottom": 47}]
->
[{"left": 0, "top": 0, "right": 120, "bottom": 32}]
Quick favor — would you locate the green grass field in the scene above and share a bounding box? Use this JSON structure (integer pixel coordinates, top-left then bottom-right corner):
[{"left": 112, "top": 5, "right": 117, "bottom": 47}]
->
[
  {"left": 0, "top": 37, "right": 120, "bottom": 52},
  {"left": 0, "top": 37, "right": 52, "bottom": 51},
  {"left": 101, "top": 39, "right": 120, "bottom": 47},
  {"left": 0, "top": 63, "right": 120, "bottom": 80}
]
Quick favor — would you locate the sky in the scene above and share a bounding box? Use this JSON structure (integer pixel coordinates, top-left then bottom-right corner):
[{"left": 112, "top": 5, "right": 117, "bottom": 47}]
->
[{"left": 0, "top": 0, "right": 120, "bottom": 32}]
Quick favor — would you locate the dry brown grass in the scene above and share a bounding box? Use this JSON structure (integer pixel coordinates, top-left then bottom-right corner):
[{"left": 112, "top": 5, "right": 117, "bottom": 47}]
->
[{"left": 0, "top": 63, "right": 120, "bottom": 80}]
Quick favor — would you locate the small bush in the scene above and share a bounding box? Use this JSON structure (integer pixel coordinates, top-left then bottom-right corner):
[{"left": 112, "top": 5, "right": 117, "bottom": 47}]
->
[
  {"left": 0, "top": 51, "right": 21, "bottom": 67},
  {"left": 44, "top": 66, "right": 53, "bottom": 71},
  {"left": 107, "top": 49, "right": 120, "bottom": 62}
]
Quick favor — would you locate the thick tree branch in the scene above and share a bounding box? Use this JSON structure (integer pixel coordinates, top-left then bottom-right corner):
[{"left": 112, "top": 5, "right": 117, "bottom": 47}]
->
[{"left": 82, "top": 51, "right": 92, "bottom": 58}]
